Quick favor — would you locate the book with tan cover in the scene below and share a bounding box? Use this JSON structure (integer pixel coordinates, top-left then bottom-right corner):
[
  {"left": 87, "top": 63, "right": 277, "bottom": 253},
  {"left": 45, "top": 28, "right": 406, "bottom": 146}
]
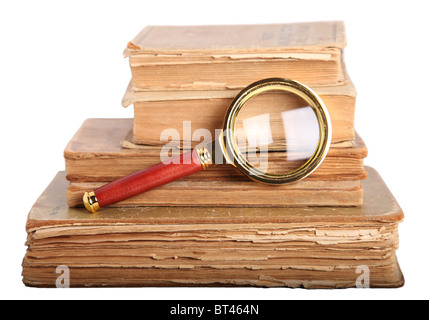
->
[
  {"left": 64, "top": 119, "right": 367, "bottom": 207},
  {"left": 122, "top": 79, "right": 357, "bottom": 146},
  {"left": 22, "top": 168, "right": 404, "bottom": 288},
  {"left": 125, "top": 22, "right": 347, "bottom": 91}
]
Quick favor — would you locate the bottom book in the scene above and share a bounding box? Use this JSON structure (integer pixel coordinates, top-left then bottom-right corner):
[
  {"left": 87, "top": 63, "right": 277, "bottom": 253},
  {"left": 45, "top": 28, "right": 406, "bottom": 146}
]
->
[{"left": 22, "top": 167, "right": 404, "bottom": 288}]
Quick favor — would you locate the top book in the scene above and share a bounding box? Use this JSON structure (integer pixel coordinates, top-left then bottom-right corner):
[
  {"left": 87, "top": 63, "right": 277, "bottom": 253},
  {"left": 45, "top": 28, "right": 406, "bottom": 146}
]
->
[{"left": 124, "top": 22, "right": 348, "bottom": 91}]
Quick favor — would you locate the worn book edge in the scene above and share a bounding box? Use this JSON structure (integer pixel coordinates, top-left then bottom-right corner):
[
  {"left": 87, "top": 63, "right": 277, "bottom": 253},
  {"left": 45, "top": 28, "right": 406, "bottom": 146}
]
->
[
  {"left": 25, "top": 167, "right": 403, "bottom": 231},
  {"left": 125, "top": 22, "right": 347, "bottom": 55}
]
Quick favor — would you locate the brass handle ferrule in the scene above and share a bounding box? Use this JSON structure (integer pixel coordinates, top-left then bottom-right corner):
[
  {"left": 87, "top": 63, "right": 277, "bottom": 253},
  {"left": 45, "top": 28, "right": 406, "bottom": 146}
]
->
[
  {"left": 194, "top": 147, "right": 213, "bottom": 170},
  {"left": 83, "top": 191, "right": 100, "bottom": 213}
]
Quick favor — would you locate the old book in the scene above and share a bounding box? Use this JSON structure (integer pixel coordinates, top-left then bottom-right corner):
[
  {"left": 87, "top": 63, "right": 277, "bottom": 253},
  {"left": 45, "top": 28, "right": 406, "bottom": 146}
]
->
[
  {"left": 22, "top": 168, "right": 404, "bottom": 288},
  {"left": 64, "top": 119, "right": 367, "bottom": 183},
  {"left": 67, "top": 179, "right": 363, "bottom": 207},
  {"left": 122, "top": 79, "right": 356, "bottom": 146},
  {"left": 125, "top": 22, "right": 347, "bottom": 92},
  {"left": 64, "top": 119, "right": 367, "bottom": 207}
]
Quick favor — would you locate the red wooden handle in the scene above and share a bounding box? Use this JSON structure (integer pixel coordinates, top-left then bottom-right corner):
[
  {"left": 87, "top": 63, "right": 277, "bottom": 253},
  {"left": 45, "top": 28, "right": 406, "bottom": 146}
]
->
[{"left": 94, "top": 149, "right": 203, "bottom": 208}]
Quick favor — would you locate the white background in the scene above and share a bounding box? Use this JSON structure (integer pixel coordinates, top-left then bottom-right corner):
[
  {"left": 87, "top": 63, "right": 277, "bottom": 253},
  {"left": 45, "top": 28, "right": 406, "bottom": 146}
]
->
[{"left": 0, "top": 0, "right": 428, "bottom": 300}]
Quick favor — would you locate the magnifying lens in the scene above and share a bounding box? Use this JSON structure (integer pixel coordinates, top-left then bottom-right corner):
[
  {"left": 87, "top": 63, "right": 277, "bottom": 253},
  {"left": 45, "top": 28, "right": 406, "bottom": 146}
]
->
[{"left": 83, "top": 78, "right": 332, "bottom": 213}]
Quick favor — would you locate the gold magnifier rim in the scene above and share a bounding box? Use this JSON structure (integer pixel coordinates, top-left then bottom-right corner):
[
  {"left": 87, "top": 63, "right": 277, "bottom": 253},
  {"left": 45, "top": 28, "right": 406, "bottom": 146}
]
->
[{"left": 222, "top": 78, "right": 332, "bottom": 185}]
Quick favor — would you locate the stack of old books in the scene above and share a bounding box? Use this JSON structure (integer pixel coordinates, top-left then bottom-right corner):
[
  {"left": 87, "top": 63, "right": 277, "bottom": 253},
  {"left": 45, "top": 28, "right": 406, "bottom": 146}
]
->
[{"left": 22, "top": 22, "right": 404, "bottom": 288}]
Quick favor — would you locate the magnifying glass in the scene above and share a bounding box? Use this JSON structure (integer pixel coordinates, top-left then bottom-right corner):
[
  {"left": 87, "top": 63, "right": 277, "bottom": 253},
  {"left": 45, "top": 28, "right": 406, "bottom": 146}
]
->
[{"left": 83, "top": 78, "right": 332, "bottom": 213}]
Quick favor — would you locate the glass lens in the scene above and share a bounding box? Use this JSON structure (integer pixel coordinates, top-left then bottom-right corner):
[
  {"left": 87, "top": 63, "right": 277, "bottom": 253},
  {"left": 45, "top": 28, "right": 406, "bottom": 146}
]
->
[{"left": 233, "top": 90, "right": 320, "bottom": 176}]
